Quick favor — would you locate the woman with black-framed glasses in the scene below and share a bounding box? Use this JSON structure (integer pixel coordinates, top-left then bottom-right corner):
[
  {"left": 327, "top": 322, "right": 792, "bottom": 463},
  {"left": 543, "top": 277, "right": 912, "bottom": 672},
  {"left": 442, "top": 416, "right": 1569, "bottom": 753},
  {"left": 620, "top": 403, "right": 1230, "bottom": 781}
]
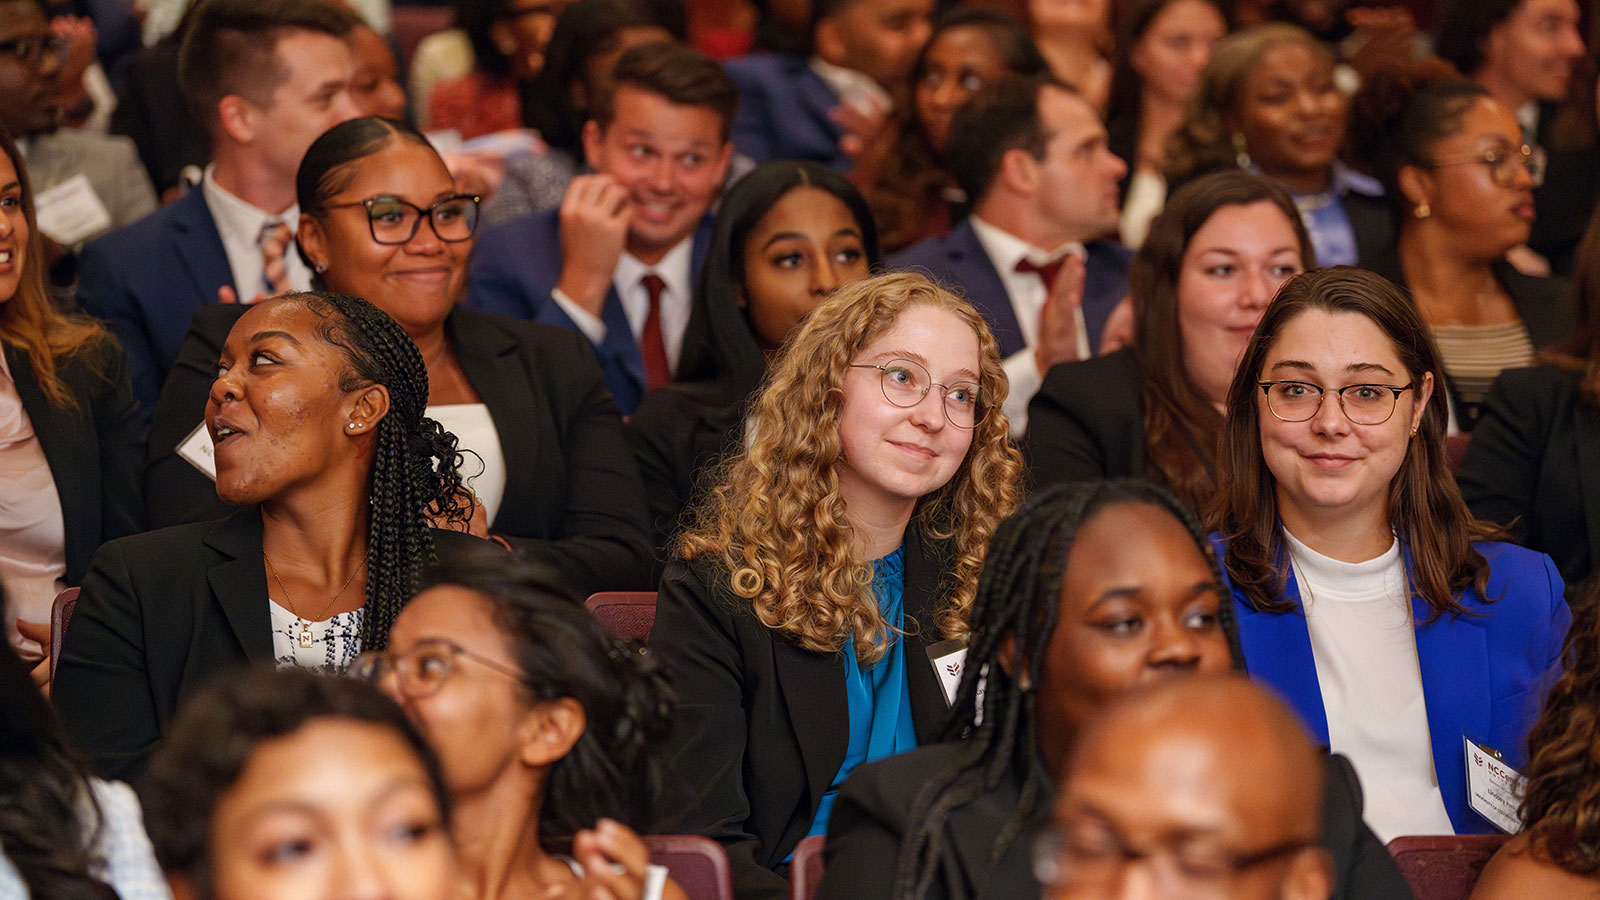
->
[
  {"left": 1349, "top": 61, "right": 1573, "bottom": 430},
  {"left": 144, "top": 116, "right": 655, "bottom": 601},
  {"left": 1209, "top": 266, "right": 1570, "bottom": 842},
  {"left": 350, "top": 546, "right": 689, "bottom": 900}
]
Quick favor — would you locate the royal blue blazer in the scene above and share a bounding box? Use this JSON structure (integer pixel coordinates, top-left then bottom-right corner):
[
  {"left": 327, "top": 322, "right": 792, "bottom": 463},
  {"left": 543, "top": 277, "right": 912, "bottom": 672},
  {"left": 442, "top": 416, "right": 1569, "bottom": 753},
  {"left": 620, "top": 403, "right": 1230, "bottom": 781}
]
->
[{"left": 1215, "top": 537, "right": 1570, "bottom": 834}]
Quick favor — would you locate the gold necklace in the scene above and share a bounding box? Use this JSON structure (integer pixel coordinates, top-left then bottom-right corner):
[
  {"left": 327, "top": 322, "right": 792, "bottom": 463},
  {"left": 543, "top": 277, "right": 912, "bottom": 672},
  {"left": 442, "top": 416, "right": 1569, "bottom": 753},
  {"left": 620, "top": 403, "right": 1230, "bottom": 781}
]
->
[{"left": 264, "top": 552, "right": 368, "bottom": 649}]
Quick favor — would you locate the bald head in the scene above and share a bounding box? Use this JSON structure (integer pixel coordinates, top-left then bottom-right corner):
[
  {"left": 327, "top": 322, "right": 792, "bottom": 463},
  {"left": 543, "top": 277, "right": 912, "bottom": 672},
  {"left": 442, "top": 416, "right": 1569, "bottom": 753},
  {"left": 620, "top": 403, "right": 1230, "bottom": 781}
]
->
[{"left": 1047, "top": 675, "right": 1333, "bottom": 900}]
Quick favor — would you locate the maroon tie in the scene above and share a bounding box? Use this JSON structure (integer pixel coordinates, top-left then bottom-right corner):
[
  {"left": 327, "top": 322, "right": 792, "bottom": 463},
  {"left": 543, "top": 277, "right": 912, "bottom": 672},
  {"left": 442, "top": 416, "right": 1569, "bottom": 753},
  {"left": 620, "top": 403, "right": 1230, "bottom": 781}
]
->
[
  {"left": 639, "top": 274, "right": 671, "bottom": 390},
  {"left": 1015, "top": 257, "right": 1064, "bottom": 294}
]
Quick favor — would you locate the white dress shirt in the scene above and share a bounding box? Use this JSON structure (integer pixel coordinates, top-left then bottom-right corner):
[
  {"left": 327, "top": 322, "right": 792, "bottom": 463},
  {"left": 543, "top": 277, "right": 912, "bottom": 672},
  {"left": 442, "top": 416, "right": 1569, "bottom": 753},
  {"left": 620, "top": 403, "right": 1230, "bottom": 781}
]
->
[
  {"left": 968, "top": 216, "right": 1089, "bottom": 435},
  {"left": 201, "top": 166, "right": 312, "bottom": 300},
  {"left": 551, "top": 237, "right": 695, "bottom": 374}
]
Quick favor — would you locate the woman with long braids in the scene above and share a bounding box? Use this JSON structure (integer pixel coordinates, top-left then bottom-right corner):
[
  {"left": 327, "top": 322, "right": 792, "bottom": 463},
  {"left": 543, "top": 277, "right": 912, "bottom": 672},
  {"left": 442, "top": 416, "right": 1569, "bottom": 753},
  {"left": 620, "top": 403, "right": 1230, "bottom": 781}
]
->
[
  {"left": 816, "top": 481, "right": 1408, "bottom": 900},
  {"left": 146, "top": 116, "right": 652, "bottom": 599},
  {"left": 653, "top": 273, "right": 1022, "bottom": 900},
  {"left": 54, "top": 291, "right": 482, "bottom": 782}
]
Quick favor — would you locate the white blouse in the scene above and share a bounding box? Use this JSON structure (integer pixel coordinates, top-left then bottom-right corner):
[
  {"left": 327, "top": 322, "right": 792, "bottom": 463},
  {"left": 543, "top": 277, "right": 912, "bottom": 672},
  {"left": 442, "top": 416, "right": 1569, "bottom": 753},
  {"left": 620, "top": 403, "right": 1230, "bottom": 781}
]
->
[
  {"left": 269, "top": 602, "right": 364, "bottom": 672},
  {"left": 0, "top": 349, "right": 66, "bottom": 658},
  {"left": 1283, "top": 528, "right": 1457, "bottom": 840},
  {"left": 427, "top": 403, "right": 506, "bottom": 528}
]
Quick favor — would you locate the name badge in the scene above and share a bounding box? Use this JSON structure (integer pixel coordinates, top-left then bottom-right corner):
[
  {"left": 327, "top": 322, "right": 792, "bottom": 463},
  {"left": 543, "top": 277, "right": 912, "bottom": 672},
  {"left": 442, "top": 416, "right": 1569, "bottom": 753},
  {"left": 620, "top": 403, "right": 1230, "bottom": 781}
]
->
[
  {"left": 177, "top": 422, "right": 218, "bottom": 481},
  {"left": 925, "top": 638, "right": 968, "bottom": 707},
  {"left": 34, "top": 173, "right": 112, "bottom": 246},
  {"left": 1464, "top": 734, "right": 1525, "bottom": 834}
]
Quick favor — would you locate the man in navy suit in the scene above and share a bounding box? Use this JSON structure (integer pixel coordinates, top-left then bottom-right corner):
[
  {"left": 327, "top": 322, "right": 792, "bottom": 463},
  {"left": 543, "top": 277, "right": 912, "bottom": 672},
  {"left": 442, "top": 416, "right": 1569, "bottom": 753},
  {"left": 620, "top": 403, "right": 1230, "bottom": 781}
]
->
[
  {"left": 76, "top": 0, "right": 361, "bottom": 410},
  {"left": 890, "top": 77, "right": 1131, "bottom": 435},
  {"left": 723, "top": 0, "right": 931, "bottom": 169},
  {"left": 468, "top": 43, "right": 735, "bottom": 415}
]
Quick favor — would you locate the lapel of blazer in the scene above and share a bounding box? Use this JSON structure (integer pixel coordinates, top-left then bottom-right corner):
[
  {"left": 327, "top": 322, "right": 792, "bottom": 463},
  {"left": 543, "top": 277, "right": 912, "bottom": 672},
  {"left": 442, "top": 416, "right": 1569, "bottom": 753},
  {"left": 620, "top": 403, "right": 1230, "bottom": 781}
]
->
[
  {"left": 1232, "top": 566, "right": 1332, "bottom": 745},
  {"left": 946, "top": 224, "right": 1025, "bottom": 357},
  {"left": 773, "top": 629, "right": 850, "bottom": 821},
  {"left": 202, "top": 507, "right": 275, "bottom": 662},
  {"left": 1574, "top": 401, "right": 1600, "bottom": 581},
  {"left": 904, "top": 526, "right": 953, "bottom": 742},
  {"left": 447, "top": 308, "right": 533, "bottom": 531},
  {"left": 169, "top": 189, "right": 235, "bottom": 303},
  {"left": 6, "top": 345, "right": 96, "bottom": 579}
]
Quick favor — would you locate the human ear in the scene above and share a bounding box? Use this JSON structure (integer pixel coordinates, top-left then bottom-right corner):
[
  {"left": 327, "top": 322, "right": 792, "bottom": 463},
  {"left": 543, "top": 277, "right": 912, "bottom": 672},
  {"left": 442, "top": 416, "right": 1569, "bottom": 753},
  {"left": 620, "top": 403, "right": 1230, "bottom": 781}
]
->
[
  {"left": 1409, "top": 370, "right": 1434, "bottom": 431},
  {"left": 581, "top": 119, "right": 604, "bottom": 171},
  {"left": 813, "top": 17, "right": 846, "bottom": 68},
  {"left": 216, "top": 94, "right": 257, "bottom": 145},
  {"left": 345, "top": 384, "right": 392, "bottom": 436},
  {"left": 1396, "top": 165, "right": 1434, "bottom": 217},
  {"left": 517, "top": 697, "right": 587, "bottom": 768},
  {"left": 998, "top": 147, "right": 1039, "bottom": 198},
  {"left": 297, "top": 214, "right": 328, "bottom": 272}
]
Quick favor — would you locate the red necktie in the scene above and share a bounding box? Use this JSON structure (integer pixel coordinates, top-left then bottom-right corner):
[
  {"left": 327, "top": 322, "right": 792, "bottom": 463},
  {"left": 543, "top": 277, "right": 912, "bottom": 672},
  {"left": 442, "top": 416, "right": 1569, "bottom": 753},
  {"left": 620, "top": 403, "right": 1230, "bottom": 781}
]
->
[
  {"left": 1014, "top": 257, "right": 1064, "bottom": 295},
  {"left": 639, "top": 274, "right": 671, "bottom": 390}
]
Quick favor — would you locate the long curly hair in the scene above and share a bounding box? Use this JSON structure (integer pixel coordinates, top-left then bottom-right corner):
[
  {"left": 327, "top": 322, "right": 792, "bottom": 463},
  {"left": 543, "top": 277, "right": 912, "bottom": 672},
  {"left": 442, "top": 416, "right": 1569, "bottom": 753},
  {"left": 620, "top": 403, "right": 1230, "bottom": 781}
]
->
[
  {"left": 0, "top": 131, "right": 106, "bottom": 409},
  {"left": 1207, "top": 267, "right": 1503, "bottom": 619},
  {"left": 892, "top": 480, "right": 1241, "bottom": 899},
  {"left": 1519, "top": 584, "right": 1600, "bottom": 872},
  {"left": 293, "top": 291, "right": 470, "bottom": 648},
  {"left": 677, "top": 273, "right": 1023, "bottom": 664}
]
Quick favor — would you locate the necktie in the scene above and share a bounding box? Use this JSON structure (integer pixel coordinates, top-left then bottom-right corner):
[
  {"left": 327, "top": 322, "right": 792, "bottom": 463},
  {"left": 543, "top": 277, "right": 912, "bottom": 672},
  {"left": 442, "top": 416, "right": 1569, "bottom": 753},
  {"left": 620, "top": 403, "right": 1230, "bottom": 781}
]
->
[
  {"left": 259, "top": 220, "right": 293, "bottom": 297},
  {"left": 1014, "top": 256, "right": 1064, "bottom": 295},
  {"left": 639, "top": 274, "right": 671, "bottom": 390}
]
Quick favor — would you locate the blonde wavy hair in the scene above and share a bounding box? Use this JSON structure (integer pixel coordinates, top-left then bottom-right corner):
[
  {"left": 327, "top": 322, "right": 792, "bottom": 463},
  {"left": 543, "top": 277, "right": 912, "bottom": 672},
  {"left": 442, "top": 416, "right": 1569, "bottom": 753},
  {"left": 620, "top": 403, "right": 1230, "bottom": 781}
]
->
[{"left": 678, "top": 272, "right": 1023, "bottom": 664}]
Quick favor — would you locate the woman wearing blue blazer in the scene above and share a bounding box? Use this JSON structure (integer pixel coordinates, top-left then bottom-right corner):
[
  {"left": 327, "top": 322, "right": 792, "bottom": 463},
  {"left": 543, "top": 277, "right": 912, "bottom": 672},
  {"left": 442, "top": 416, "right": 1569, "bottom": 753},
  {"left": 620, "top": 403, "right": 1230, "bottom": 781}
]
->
[{"left": 1208, "top": 267, "right": 1570, "bottom": 842}]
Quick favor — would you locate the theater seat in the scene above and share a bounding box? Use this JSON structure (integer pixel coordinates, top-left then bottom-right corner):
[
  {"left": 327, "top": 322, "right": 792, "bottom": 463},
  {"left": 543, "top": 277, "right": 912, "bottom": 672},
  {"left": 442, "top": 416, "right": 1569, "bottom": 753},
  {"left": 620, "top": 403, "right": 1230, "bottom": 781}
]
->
[
  {"left": 1387, "top": 833, "right": 1509, "bottom": 900},
  {"left": 643, "top": 834, "right": 734, "bottom": 900},
  {"left": 585, "top": 591, "right": 657, "bottom": 643},
  {"left": 790, "top": 835, "right": 826, "bottom": 900},
  {"left": 49, "top": 586, "right": 80, "bottom": 682}
]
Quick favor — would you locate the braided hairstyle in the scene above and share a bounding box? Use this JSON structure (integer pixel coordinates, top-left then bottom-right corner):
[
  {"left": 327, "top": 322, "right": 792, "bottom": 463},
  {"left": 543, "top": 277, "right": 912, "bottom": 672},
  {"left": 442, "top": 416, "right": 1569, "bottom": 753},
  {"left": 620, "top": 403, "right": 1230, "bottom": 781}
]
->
[
  {"left": 891, "top": 480, "right": 1240, "bottom": 899},
  {"left": 294, "top": 291, "right": 469, "bottom": 648}
]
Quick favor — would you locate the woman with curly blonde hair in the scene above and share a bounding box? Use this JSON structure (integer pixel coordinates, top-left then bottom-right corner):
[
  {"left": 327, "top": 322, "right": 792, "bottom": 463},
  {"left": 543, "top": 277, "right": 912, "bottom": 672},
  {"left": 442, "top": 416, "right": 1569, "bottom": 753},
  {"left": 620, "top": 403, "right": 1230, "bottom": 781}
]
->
[{"left": 653, "top": 272, "right": 1022, "bottom": 900}]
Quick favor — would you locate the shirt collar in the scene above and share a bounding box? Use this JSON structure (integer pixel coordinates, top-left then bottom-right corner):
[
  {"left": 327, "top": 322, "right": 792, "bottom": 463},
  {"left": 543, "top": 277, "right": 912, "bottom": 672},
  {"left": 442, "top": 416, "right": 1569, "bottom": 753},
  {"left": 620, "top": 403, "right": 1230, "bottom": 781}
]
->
[
  {"left": 201, "top": 165, "right": 300, "bottom": 242},
  {"left": 615, "top": 235, "right": 694, "bottom": 299},
  {"left": 808, "top": 57, "right": 891, "bottom": 113},
  {"left": 968, "top": 215, "right": 1084, "bottom": 272}
]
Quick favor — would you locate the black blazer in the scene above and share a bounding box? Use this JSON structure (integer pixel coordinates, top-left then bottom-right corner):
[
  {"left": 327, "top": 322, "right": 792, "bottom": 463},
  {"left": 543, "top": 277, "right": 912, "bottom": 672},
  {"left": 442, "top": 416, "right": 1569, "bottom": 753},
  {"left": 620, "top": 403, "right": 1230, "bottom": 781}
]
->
[
  {"left": 1364, "top": 252, "right": 1574, "bottom": 429},
  {"left": 816, "top": 743, "right": 1413, "bottom": 900},
  {"left": 4, "top": 339, "right": 144, "bottom": 585},
  {"left": 652, "top": 530, "right": 956, "bottom": 900},
  {"left": 143, "top": 303, "right": 654, "bottom": 598},
  {"left": 1457, "top": 365, "right": 1600, "bottom": 599},
  {"left": 53, "top": 507, "right": 485, "bottom": 781},
  {"left": 626, "top": 379, "right": 748, "bottom": 572},
  {"left": 1023, "top": 347, "right": 1145, "bottom": 489}
]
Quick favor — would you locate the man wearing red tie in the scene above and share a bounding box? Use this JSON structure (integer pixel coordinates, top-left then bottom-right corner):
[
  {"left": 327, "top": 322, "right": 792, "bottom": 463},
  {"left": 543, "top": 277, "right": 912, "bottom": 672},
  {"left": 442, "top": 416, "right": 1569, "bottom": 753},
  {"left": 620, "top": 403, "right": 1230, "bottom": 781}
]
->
[
  {"left": 890, "top": 77, "right": 1130, "bottom": 435},
  {"left": 468, "top": 42, "right": 736, "bottom": 415}
]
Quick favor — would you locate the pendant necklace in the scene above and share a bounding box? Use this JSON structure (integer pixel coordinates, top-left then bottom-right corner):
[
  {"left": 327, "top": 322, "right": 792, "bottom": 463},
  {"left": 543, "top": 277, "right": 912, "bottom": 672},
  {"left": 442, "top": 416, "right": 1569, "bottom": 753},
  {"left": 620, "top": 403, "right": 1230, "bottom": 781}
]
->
[{"left": 265, "top": 552, "right": 368, "bottom": 649}]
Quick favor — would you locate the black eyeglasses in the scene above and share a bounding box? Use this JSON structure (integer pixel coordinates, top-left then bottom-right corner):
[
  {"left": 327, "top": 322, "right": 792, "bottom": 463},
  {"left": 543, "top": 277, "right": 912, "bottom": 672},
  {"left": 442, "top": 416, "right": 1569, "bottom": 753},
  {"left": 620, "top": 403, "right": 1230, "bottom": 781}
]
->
[
  {"left": 1258, "top": 380, "right": 1415, "bottom": 426},
  {"left": 1430, "top": 143, "right": 1546, "bottom": 188},
  {"left": 848, "top": 358, "right": 986, "bottom": 429},
  {"left": 322, "top": 194, "right": 481, "bottom": 245},
  {"left": 0, "top": 34, "right": 68, "bottom": 70},
  {"left": 349, "top": 637, "right": 521, "bottom": 699}
]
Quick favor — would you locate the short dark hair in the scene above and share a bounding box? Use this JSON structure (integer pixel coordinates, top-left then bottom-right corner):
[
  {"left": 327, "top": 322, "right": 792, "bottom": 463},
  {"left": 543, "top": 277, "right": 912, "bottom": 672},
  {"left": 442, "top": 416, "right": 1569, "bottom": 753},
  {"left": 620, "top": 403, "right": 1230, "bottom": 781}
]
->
[
  {"left": 139, "top": 669, "right": 449, "bottom": 897},
  {"left": 1348, "top": 59, "right": 1488, "bottom": 221},
  {"left": 1434, "top": 0, "right": 1526, "bottom": 78},
  {"left": 590, "top": 41, "right": 739, "bottom": 142},
  {"left": 942, "top": 76, "right": 1057, "bottom": 203},
  {"left": 178, "top": 0, "right": 359, "bottom": 131}
]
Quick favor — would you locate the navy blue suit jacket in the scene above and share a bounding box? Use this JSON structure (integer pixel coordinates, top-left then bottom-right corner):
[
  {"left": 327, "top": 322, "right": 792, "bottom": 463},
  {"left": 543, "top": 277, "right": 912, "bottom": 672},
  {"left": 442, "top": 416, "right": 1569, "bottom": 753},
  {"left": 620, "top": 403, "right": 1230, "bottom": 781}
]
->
[
  {"left": 723, "top": 53, "right": 848, "bottom": 169},
  {"left": 77, "top": 187, "right": 231, "bottom": 411},
  {"left": 888, "top": 221, "right": 1132, "bottom": 358},
  {"left": 1219, "top": 537, "right": 1570, "bottom": 833},
  {"left": 465, "top": 208, "right": 714, "bottom": 414}
]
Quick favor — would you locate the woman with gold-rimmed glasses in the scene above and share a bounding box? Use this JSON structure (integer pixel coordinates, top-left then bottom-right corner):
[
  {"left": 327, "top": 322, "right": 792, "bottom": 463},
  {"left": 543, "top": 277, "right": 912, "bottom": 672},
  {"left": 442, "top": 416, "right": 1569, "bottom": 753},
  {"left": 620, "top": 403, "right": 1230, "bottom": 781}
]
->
[
  {"left": 1350, "top": 62, "right": 1573, "bottom": 430},
  {"left": 353, "top": 547, "right": 688, "bottom": 900},
  {"left": 145, "top": 115, "right": 654, "bottom": 601},
  {"left": 654, "top": 272, "right": 1023, "bottom": 898},
  {"left": 1210, "top": 266, "right": 1570, "bottom": 842}
]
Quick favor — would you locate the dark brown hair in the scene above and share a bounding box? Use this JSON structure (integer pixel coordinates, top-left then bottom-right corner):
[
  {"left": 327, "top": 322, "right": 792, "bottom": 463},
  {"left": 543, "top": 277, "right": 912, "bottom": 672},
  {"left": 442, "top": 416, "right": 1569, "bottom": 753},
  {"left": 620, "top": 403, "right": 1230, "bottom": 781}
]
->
[
  {"left": 177, "top": 0, "right": 359, "bottom": 131},
  {"left": 589, "top": 41, "right": 738, "bottom": 142},
  {"left": 1134, "top": 169, "right": 1312, "bottom": 513},
  {"left": 1347, "top": 59, "right": 1487, "bottom": 223},
  {"left": 1208, "top": 266, "right": 1502, "bottom": 618},
  {"left": 1518, "top": 582, "right": 1600, "bottom": 872},
  {"left": 942, "top": 76, "right": 1056, "bottom": 204}
]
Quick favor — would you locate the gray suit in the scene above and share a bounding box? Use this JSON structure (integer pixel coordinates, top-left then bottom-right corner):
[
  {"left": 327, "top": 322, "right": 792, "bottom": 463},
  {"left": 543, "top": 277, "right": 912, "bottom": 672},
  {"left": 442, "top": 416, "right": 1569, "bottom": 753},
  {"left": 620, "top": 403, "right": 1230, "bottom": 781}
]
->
[{"left": 22, "top": 129, "right": 157, "bottom": 245}]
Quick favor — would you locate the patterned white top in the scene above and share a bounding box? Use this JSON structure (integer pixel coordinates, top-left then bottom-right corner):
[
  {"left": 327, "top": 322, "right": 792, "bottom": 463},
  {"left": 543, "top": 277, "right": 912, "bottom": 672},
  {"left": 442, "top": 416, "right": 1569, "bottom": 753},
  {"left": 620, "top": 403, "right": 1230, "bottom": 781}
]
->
[{"left": 269, "top": 602, "right": 364, "bottom": 672}]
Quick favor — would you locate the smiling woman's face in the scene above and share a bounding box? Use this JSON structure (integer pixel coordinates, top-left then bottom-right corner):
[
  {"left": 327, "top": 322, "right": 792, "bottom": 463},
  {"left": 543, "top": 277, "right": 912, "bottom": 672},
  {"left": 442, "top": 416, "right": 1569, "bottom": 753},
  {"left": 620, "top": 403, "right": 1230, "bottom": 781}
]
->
[{"left": 298, "top": 138, "right": 473, "bottom": 338}]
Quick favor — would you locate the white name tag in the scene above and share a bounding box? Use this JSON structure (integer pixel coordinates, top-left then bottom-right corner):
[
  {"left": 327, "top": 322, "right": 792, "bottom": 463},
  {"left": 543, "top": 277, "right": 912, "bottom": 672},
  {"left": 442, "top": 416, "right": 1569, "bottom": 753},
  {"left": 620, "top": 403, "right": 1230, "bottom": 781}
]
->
[
  {"left": 925, "top": 638, "right": 968, "bottom": 707},
  {"left": 177, "top": 421, "right": 217, "bottom": 481},
  {"left": 1464, "top": 735, "right": 1525, "bottom": 834},
  {"left": 34, "top": 173, "right": 112, "bottom": 246}
]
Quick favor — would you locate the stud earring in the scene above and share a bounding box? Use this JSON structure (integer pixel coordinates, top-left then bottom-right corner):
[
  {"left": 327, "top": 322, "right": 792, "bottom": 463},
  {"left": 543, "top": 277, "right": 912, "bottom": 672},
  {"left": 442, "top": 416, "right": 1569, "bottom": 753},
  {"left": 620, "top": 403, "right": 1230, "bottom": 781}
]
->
[
  {"left": 1413, "top": 202, "right": 1430, "bottom": 219},
  {"left": 1232, "top": 132, "right": 1252, "bottom": 171},
  {"left": 347, "top": 422, "right": 358, "bottom": 431},
  {"left": 315, "top": 261, "right": 328, "bottom": 273}
]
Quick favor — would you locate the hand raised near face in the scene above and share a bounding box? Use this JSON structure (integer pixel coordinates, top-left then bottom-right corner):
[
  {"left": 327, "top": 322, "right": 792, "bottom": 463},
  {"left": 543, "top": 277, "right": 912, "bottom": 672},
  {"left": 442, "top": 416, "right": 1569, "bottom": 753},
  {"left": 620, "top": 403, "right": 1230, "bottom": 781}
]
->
[
  {"left": 555, "top": 175, "right": 633, "bottom": 320},
  {"left": 1034, "top": 252, "right": 1088, "bottom": 376}
]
